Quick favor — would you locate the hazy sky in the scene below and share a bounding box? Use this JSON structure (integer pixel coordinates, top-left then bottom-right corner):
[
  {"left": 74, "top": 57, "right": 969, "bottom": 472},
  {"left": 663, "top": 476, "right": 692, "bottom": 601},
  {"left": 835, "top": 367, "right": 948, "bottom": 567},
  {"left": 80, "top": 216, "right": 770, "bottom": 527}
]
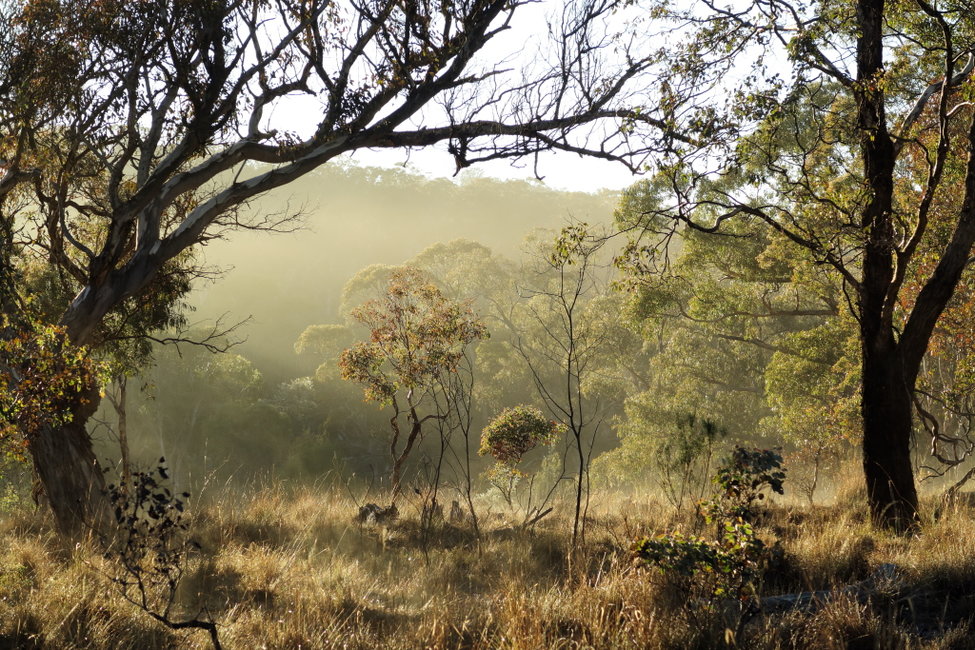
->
[
  {"left": 347, "top": 147, "right": 640, "bottom": 193},
  {"left": 193, "top": 165, "right": 619, "bottom": 379},
  {"left": 265, "top": 0, "right": 645, "bottom": 193}
]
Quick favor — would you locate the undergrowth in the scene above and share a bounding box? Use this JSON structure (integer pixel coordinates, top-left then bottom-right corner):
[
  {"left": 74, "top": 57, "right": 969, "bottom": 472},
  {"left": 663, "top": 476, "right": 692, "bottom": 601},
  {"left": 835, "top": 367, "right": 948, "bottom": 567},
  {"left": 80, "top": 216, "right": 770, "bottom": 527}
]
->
[{"left": 1, "top": 480, "right": 975, "bottom": 649}]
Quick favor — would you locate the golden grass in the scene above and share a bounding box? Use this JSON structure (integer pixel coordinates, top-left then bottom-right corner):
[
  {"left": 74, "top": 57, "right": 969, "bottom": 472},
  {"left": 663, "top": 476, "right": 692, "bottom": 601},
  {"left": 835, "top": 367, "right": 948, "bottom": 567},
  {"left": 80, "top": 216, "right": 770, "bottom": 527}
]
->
[{"left": 2, "top": 485, "right": 975, "bottom": 649}]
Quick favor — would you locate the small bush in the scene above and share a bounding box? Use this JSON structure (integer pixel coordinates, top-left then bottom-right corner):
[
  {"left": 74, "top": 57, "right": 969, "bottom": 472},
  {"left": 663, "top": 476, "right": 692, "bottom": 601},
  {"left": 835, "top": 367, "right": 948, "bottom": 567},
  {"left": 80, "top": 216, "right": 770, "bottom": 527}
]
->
[
  {"left": 102, "top": 461, "right": 221, "bottom": 649},
  {"left": 701, "top": 447, "right": 786, "bottom": 524},
  {"left": 480, "top": 405, "right": 564, "bottom": 507},
  {"left": 479, "top": 405, "right": 564, "bottom": 465},
  {"left": 632, "top": 447, "right": 787, "bottom": 635}
]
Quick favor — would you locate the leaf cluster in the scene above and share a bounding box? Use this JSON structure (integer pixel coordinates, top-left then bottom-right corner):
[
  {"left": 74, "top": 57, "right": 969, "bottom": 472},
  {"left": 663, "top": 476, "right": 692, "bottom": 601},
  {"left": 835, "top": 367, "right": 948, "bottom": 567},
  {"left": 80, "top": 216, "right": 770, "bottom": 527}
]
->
[
  {"left": 101, "top": 460, "right": 221, "bottom": 648},
  {"left": 0, "top": 315, "right": 99, "bottom": 462},
  {"left": 701, "top": 446, "right": 786, "bottom": 524},
  {"left": 479, "top": 404, "right": 564, "bottom": 466},
  {"left": 103, "top": 461, "right": 195, "bottom": 613},
  {"left": 339, "top": 268, "right": 487, "bottom": 406},
  {"left": 633, "top": 447, "right": 786, "bottom": 606}
]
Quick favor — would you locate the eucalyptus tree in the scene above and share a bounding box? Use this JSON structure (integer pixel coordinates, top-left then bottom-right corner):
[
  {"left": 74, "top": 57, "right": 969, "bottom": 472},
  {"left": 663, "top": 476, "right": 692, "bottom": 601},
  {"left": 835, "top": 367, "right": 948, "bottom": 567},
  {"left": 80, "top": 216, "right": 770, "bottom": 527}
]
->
[
  {"left": 339, "top": 268, "right": 487, "bottom": 499},
  {"left": 509, "top": 224, "right": 621, "bottom": 549},
  {"left": 615, "top": 177, "right": 852, "bottom": 501},
  {"left": 0, "top": 0, "right": 676, "bottom": 537},
  {"left": 623, "top": 0, "right": 975, "bottom": 529}
]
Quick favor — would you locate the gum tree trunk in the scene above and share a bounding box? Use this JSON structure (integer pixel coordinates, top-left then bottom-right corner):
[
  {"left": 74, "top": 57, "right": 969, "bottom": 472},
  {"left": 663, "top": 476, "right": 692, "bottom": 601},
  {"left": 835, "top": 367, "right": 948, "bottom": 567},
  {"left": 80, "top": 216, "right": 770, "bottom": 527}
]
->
[
  {"left": 855, "top": 0, "right": 919, "bottom": 531},
  {"left": 26, "top": 293, "right": 119, "bottom": 540},
  {"left": 27, "top": 382, "right": 111, "bottom": 539},
  {"left": 860, "top": 345, "right": 919, "bottom": 531}
]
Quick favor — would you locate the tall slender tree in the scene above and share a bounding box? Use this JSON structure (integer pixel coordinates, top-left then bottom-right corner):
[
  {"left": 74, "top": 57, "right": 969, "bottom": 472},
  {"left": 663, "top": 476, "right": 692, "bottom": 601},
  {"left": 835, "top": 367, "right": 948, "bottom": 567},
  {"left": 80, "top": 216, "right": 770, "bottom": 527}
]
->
[{"left": 339, "top": 268, "right": 487, "bottom": 499}]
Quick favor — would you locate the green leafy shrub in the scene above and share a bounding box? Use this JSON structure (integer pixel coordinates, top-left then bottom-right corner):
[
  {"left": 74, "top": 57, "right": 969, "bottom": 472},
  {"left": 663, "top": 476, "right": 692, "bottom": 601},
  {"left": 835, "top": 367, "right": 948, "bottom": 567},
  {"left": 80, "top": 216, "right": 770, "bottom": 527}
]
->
[
  {"left": 701, "top": 446, "right": 786, "bottom": 524},
  {"left": 1, "top": 318, "right": 101, "bottom": 461},
  {"left": 632, "top": 447, "right": 786, "bottom": 622},
  {"left": 480, "top": 405, "right": 565, "bottom": 511},
  {"left": 479, "top": 405, "right": 564, "bottom": 465}
]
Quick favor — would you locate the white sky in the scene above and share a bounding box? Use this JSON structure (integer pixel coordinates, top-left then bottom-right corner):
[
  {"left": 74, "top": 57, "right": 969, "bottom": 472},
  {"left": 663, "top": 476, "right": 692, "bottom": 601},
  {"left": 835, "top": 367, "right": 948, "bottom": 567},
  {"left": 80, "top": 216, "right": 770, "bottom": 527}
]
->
[
  {"left": 346, "top": 145, "right": 641, "bottom": 193},
  {"left": 264, "top": 0, "right": 647, "bottom": 194}
]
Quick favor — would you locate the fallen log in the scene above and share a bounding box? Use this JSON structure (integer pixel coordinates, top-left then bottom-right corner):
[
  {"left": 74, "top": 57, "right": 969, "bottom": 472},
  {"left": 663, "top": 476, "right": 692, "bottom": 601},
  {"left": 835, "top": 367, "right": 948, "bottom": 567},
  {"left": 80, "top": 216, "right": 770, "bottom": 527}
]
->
[{"left": 758, "top": 563, "right": 902, "bottom": 615}]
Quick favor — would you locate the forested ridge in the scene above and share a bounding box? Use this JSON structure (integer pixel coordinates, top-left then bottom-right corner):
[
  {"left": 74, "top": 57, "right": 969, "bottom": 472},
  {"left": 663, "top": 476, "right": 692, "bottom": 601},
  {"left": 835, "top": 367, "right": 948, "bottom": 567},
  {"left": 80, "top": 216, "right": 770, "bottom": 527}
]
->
[{"left": 5, "top": 0, "right": 975, "bottom": 647}]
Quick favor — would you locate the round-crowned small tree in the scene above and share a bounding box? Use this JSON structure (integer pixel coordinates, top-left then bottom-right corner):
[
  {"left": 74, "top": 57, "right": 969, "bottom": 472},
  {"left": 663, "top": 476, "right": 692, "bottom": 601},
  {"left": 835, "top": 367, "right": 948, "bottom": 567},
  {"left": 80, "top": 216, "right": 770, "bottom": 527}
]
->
[{"left": 479, "top": 405, "right": 564, "bottom": 507}]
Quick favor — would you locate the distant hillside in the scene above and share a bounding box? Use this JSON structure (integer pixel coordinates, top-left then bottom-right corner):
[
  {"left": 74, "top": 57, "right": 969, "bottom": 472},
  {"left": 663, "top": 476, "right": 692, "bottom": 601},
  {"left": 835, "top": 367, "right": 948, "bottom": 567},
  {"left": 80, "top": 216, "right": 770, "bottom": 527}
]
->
[{"left": 190, "top": 162, "right": 620, "bottom": 377}]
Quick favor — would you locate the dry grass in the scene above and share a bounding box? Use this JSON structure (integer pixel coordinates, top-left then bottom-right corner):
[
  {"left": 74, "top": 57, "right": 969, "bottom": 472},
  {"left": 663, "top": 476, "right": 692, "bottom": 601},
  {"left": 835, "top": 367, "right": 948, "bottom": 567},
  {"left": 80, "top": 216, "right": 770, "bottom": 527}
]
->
[{"left": 2, "top": 485, "right": 975, "bottom": 649}]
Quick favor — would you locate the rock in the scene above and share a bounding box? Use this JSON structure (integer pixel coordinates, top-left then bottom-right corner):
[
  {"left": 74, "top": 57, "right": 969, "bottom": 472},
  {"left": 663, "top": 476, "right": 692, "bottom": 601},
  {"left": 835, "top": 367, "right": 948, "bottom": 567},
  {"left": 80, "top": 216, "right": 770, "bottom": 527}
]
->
[
  {"left": 355, "top": 503, "right": 399, "bottom": 525},
  {"left": 758, "top": 563, "right": 902, "bottom": 615}
]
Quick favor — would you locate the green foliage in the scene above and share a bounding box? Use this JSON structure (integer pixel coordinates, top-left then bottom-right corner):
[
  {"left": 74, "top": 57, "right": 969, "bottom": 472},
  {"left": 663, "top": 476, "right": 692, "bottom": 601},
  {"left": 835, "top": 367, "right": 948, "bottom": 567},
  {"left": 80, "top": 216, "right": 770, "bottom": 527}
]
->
[
  {"left": 763, "top": 315, "right": 860, "bottom": 449},
  {"left": 633, "top": 447, "right": 786, "bottom": 609},
  {"left": 550, "top": 223, "right": 593, "bottom": 266},
  {"left": 0, "top": 478, "right": 22, "bottom": 513},
  {"left": 294, "top": 324, "right": 354, "bottom": 359},
  {"left": 631, "top": 526, "right": 767, "bottom": 602},
  {"left": 0, "top": 449, "right": 30, "bottom": 512},
  {"left": 611, "top": 171, "right": 851, "bottom": 489},
  {"left": 702, "top": 447, "right": 786, "bottom": 524},
  {"left": 0, "top": 315, "right": 100, "bottom": 462},
  {"left": 479, "top": 405, "right": 564, "bottom": 466},
  {"left": 479, "top": 405, "right": 564, "bottom": 505},
  {"left": 339, "top": 268, "right": 488, "bottom": 406}
]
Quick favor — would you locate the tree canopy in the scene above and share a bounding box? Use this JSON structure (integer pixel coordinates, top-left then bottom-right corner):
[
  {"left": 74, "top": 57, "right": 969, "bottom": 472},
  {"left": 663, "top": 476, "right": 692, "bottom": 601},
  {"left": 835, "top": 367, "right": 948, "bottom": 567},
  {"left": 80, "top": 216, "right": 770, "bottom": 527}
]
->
[
  {"left": 0, "top": 0, "right": 670, "bottom": 537},
  {"left": 614, "top": 0, "right": 975, "bottom": 530}
]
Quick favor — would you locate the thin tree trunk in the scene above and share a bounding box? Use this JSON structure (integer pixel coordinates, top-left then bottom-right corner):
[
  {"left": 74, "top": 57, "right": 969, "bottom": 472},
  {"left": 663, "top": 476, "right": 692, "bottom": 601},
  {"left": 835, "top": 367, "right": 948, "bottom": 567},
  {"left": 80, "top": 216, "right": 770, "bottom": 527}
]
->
[
  {"left": 113, "top": 376, "right": 131, "bottom": 488},
  {"left": 389, "top": 402, "right": 435, "bottom": 502},
  {"left": 807, "top": 441, "right": 823, "bottom": 506},
  {"left": 572, "top": 430, "right": 583, "bottom": 549},
  {"left": 463, "top": 429, "right": 481, "bottom": 543},
  {"left": 390, "top": 417, "right": 423, "bottom": 501}
]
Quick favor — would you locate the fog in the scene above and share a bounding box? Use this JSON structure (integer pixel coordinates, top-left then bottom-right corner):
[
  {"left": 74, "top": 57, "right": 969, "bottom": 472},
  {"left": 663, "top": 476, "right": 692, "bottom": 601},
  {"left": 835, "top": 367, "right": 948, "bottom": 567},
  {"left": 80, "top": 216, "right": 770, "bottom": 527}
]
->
[
  {"left": 92, "top": 161, "right": 868, "bottom": 507},
  {"left": 97, "top": 163, "right": 623, "bottom": 491},
  {"left": 192, "top": 163, "right": 617, "bottom": 381}
]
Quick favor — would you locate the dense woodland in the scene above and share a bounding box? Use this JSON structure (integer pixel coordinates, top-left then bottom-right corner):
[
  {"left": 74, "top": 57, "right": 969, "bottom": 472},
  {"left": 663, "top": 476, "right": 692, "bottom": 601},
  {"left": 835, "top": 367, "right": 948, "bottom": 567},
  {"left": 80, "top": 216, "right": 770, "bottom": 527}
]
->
[{"left": 5, "top": 0, "right": 975, "bottom": 647}]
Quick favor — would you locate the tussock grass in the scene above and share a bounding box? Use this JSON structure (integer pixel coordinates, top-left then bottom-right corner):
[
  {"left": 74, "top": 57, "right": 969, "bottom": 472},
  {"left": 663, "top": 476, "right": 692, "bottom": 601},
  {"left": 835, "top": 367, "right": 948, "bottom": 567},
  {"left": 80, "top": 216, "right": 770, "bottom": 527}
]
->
[{"left": 2, "top": 485, "right": 975, "bottom": 648}]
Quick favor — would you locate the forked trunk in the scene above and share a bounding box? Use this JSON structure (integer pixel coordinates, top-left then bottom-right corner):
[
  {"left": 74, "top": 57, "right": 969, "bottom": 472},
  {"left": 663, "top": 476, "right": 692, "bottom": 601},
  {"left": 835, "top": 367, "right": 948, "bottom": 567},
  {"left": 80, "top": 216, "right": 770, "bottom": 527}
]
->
[{"left": 389, "top": 410, "right": 424, "bottom": 502}]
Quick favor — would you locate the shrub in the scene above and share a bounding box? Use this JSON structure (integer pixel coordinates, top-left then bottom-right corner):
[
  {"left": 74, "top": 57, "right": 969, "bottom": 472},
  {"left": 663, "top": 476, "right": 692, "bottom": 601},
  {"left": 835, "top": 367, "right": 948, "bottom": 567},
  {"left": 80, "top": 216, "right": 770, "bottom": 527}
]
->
[
  {"left": 479, "top": 405, "right": 564, "bottom": 465},
  {"left": 102, "top": 462, "right": 222, "bottom": 649},
  {"left": 480, "top": 405, "right": 565, "bottom": 519},
  {"left": 701, "top": 446, "right": 786, "bottom": 524},
  {"left": 632, "top": 447, "right": 787, "bottom": 634}
]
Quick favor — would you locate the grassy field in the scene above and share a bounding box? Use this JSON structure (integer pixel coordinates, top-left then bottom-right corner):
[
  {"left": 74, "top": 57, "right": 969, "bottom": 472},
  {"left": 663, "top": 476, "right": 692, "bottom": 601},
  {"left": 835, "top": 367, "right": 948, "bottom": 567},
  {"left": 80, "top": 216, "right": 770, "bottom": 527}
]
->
[{"left": 1, "top": 479, "right": 975, "bottom": 649}]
